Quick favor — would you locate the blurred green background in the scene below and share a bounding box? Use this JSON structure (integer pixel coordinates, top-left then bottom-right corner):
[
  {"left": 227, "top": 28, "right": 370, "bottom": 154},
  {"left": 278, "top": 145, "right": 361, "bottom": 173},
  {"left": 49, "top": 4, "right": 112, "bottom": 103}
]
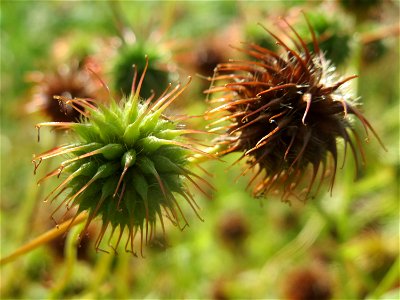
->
[{"left": 1, "top": 1, "right": 399, "bottom": 299}]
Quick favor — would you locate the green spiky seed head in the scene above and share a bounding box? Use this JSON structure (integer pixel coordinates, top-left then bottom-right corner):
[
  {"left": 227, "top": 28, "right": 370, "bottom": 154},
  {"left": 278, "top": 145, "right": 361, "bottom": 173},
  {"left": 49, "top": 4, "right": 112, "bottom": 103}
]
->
[
  {"left": 33, "top": 59, "right": 208, "bottom": 255},
  {"left": 113, "top": 41, "right": 172, "bottom": 99}
]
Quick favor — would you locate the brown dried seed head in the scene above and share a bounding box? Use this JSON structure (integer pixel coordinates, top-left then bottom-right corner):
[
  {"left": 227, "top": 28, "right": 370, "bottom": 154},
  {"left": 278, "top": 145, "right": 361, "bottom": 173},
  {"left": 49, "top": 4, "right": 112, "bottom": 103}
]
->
[
  {"left": 282, "top": 266, "right": 332, "bottom": 300},
  {"left": 205, "top": 16, "right": 384, "bottom": 201},
  {"left": 217, "top": 212, "right": 249, "bottom": 250},
  {"left": 27, "top": 61, "right": 100, "bottom": 123}
]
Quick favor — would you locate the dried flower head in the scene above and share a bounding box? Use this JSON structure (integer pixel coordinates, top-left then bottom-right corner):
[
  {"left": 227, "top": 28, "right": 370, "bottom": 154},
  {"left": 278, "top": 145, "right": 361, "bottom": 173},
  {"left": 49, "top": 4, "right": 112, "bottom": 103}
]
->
[
  {"left": 175, "top": 23, "right": 242, "bottom": 81},
  {"left": 26, "top": 61, "right": 100, "bottom": 123},
  {"left": 282, "top": 266, "right": 332, "bottom": 300},
  {"left": 33, "top": 58, "right": 210, "bottom": 256},
  {"left": 205, "top": 15, "right": 384, "bottom": 201},
  {"left": 217, "top": 212, "right": 249, "bottom": 250},
  {"left": 211, "top": 278, "right": 230, "bottom": 300},
  {"left": 339, "top": 0, "right": 384, "bottom": 22}
]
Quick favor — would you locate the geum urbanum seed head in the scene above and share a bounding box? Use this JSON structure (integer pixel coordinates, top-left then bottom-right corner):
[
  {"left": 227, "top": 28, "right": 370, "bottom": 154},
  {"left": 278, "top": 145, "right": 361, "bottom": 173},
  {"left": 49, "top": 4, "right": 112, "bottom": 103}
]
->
[
  {"left": 26, "top": 61, "right": 100, "bottom": 123},
  {"left": 33, "top": 58, "right": 213, "bottom": 256},
  {"left": 205, "top": 15, "right": 385, "bottom": 202}
]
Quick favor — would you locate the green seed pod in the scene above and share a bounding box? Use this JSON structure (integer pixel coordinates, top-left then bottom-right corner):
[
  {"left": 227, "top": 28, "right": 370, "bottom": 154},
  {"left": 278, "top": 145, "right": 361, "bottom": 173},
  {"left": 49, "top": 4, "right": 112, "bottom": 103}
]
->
[
  {"left": 112, "top": 41, "right": 172, "bottom": 99},
  {"left": 33, "top": 58, "right": 209, "bottom": 256}
]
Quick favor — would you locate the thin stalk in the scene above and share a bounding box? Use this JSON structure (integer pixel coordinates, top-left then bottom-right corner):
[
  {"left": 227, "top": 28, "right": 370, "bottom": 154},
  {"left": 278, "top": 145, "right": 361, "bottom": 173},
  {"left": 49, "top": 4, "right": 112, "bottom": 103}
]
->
[
  {"left": 88, "top": 251, "right": 115, "bottom": 297},
  {"left": 0, "top": 212, "right": 87, "bottom": 266},
  {"left": 368, "top": 256, "right": 400, "bottom": 299},
  {"left": 259, "top": 213, "right": 325, "bottom": 280},
  {"left": 114, "top": 247, "right": 130, "bottom": 298},
  {"left": 49, "top": 222, "right": 84, "bottom": 299},
  {"left": 310, "top": 197, "right": 354, "bottom": 299}
]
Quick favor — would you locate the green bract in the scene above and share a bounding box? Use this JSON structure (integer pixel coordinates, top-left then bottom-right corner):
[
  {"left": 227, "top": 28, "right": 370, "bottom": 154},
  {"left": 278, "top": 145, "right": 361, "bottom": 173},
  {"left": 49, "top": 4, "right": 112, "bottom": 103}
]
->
[{"left": 33, "top": 60, "right": 208, "bottom": 255}]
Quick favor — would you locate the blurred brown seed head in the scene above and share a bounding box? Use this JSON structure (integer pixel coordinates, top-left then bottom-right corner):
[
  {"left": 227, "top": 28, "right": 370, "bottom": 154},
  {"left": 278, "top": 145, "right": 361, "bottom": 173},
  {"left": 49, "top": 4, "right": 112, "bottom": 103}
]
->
[
  {"left": 205, "top": 16, "right": 384, "bottom": 201},
  {"left": 339, "top": 0, "right": 384, "bottom": 22},
  {"left": 217, "top": 212, "right": 249, "bottom": 250},
  {"left": 147, "top": 233, "right": 168, "bottom": 253},
  {"left": 26, "top": 61, "right": 101, "bottom": 123},
  {"left": 175, "top": 23, "right": 242, "bottom": 80},
  {"left": 282, "top": 266, "right": 332, "bottom": 300},
  {"left": 211, "top": 278, "right": 230, "bottom": 300},
  {"left": 48, "top": 221, "right": 96, "bottom": 262}
]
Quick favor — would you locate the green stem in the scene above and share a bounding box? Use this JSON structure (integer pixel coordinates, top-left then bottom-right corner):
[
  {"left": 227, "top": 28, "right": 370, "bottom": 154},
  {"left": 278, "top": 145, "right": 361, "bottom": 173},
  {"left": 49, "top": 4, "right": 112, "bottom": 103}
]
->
[
  {"left": 49, "top": 222, "right": 84, "bottom": 299},
  {"left": 0, "top": 212, "right": 87, "bottom": 266},
  {"left": 114, "top": 250, "right": 130, "bottom": 298},
  {"left": 13, "top": 132, "right": 59, "bottom": 245},
  {"left": 368, "top": 256, "right": 400, "bottom": 299},
  {"left": 310, "top": 200, "right": 337, "bottom": 236},
  {"left": 310, "top": 199, "right": 354, "bottom": 298},
  {"left": 88, "top": 251, "right": 115, "bottom": 297}
]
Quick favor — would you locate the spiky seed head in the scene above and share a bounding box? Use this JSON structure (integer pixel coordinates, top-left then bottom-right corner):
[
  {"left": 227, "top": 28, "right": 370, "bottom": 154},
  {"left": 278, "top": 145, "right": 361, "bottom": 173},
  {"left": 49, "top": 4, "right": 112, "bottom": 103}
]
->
[
  {"left": 26, "top": 62, "right": 100, "bottom": 123},
  {"left": 191, "top": 31, "right": 239, "bottom": 79},
  {"left": 282, "top": 266, "right": 332, "bottom": 300},
  {"left": 205, "top": 16, "right": 385, "bottom": 202},
  {"left": 174, "top": 24, "right": 242, "bottom": 90},
  {"left": 217, "top": 212, "right": 249, "bottom": 251},
  {"left": 112, "top": 41, "right": 172, "bottom": 99},
  {"left": 33, "top": 58, "right": 210, "bottom": 256}
]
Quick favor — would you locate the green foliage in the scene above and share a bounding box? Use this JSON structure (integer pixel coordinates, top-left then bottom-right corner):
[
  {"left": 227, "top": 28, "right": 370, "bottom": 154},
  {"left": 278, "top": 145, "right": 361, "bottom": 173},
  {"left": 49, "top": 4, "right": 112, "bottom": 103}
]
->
[{"left": 1, "top": 1, "right": 399, "bottom": 299}]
